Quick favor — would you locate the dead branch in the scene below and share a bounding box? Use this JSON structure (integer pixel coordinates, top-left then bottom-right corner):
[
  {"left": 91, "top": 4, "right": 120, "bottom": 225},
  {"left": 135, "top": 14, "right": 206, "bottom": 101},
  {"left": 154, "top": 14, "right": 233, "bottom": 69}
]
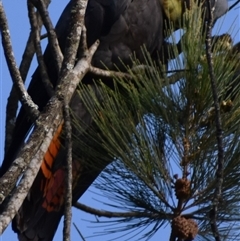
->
[
  {"left": 0, "top": 2, "right": 39, "bottom": 121},
  {"left": 0, "top": 38, "right": 99, "bottom": 235},
  {"left": 74, "top": 202, "right": 171, "bottom": 219},
  {"left": 90, "top": 66, "right": 132, "bottom": 79},
  {"left": 0, "top": 0, "right": 97, "bottom": 233},
  {"left": 27, "top": 0, "right": 54, "bottom": 97},
  {"left": 4, "top": 0, "right": 51, "bottom": 155},
  {"left": 60, "top": 4, "right": 90, "bottom": 239},
  {"left": 58, "top": 3, "right": 87, "bottom": 84},
  {"left": 90, "top": 65, "right": 185, "bottom": 86},
  {"left": 31, "top": 0, "right": 63, "bottom": 73},
  {"left": 63, "top": 100, "right": 73, "bottom": 241}
]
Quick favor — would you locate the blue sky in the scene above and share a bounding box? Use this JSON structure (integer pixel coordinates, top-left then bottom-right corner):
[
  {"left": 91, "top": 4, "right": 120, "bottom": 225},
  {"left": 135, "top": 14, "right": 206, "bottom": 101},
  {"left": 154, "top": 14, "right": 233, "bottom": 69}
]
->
[{"left": 0, "top": 1, "right": 239, "bottom": 241}]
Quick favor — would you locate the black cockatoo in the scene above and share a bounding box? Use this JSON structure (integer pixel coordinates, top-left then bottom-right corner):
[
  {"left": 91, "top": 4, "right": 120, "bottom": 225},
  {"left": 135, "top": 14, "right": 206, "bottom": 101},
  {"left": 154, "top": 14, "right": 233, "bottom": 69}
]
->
[{"left": 0, "top": 0, "right": 228, "bottom": 240}]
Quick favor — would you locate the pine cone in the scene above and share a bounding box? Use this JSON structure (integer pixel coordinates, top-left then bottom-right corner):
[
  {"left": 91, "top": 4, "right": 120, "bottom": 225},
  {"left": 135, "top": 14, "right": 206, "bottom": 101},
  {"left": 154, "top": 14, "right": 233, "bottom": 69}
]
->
[
  {"left": 175, "top": 178, "right": 191, "bottom": 200},
  {"left": 187, "top": 219, "right": 198, "bottom": 239},
  {"left": 172, "top": 216, "right": 198, "bottom": 240},
  {"left": 172, "top": 216, "right": 190, "bottom": 239}
]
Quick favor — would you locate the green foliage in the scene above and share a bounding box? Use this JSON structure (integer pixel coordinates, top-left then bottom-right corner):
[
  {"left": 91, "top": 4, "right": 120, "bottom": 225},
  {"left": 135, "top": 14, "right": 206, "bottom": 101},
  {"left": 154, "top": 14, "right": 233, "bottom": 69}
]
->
[{"left": 72, "top": 2, "right": 240, "bottom": 241}]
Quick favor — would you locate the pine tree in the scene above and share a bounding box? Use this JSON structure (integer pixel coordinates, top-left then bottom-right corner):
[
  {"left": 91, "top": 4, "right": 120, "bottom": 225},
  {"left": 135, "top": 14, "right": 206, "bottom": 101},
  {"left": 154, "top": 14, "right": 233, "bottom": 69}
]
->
[{"left": 72, "top": 3, "right": 240, "bottom": 241}]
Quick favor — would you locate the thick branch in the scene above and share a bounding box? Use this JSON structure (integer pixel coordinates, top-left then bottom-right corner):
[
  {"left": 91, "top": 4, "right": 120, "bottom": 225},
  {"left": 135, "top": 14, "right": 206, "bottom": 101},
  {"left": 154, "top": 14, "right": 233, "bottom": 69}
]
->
[
  {"left": 4, "top": 0, "right": 51, "bottom": 155},
  {"left": 1, "top": 0, "right": 90, "bottom": 204},
  {"left": 58, "top": 1, "right": 87, "bottom": 86},
  {"left": 0, "top": 0, "right": 98, "bottom": 226},
  {"left": 0, "top": 39, "right": 98, "bottom": 234}
]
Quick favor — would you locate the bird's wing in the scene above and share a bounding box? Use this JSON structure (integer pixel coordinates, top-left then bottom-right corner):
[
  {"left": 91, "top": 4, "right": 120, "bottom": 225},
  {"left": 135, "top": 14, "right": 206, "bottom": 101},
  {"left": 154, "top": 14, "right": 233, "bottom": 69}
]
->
[{"left": 0, "top": 0, "right": 132, "bottom": 175}]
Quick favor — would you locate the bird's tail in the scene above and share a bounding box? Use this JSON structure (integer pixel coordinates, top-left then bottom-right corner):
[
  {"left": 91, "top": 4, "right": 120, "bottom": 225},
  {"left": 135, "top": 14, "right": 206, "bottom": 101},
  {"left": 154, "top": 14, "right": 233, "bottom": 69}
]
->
[{"left": 13, "top": 85, "right": 109, "bottom": 241}]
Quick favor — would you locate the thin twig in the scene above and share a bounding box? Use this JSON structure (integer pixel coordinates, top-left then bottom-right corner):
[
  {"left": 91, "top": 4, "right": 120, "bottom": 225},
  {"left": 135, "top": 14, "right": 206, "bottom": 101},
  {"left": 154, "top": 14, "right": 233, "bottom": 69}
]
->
[
  {"left": 228, "top": 0, "right": 240, "bottom": 11},
  {"left": 27, "top": 0, "right": 54, "bottom": 97},
  {"left": 31, "top": 0, "right": 63, "bottom": 73},
  {"left": 73, "top": 223, "right": 87, "bottom": 241},
  {"left": 61, "top": 3, "right": 91, "bottom": 238},
  {"left": 40, "top": 32, "right": 48, "bottom": 39},
  {"left": 0, "top": 2, "right": 39, "bottom": 121},
  {"left": 74, "top": 202, "right": 172, "bottom": 219},
  {"left": 63, "top": 99, "right": 72, "bottom": 241},
  {"left": 205, "top": 0, "right": 224, "bottom": 240},
  {"left": 90, "top": 65, "right": 185, "bottom": 87},
  {"left": 90, "top": 66, "right": 132, "bottom": 79}
]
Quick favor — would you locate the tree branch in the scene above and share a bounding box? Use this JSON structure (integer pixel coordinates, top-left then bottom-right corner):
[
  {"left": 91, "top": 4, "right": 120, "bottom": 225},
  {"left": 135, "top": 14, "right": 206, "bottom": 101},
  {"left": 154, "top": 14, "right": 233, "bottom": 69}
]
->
[
  {"left": 63, "top": 100, "right": 73, "bottom": 241},
  {"left": 58, "top": 2, "right": 87, "bottom": 86},
  {"left": 90, "top": 65, "right": 185, "bottom": 86},
  {"left": 4, "top": 0, "right": 52, "bottom": 156},
  {"left": 0, "top": 0, "right": 97, "bottom": 229},
  {"left": 27, "top": 0, "right": 54, "bottom": 97},
  {"left": 74, "top": 202, "right": 172, "bottom": 219},
  {"left": 205, "top": 1, "right": 224, "bottom": 240},
  {"left": 0, "top": 2, "right": 39, "bottom": 121},
  {"left": 228, "top": 0, "right": 240, "bottom": 11},
  {"left": 31, "top": 0, "right": 63, "bottom": 73},
  {"left": 89, "top": 66, "right": 132, "bottom": 79},
  {"left": 0, "top": 39, "right": 99, "bottom": 234}
]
